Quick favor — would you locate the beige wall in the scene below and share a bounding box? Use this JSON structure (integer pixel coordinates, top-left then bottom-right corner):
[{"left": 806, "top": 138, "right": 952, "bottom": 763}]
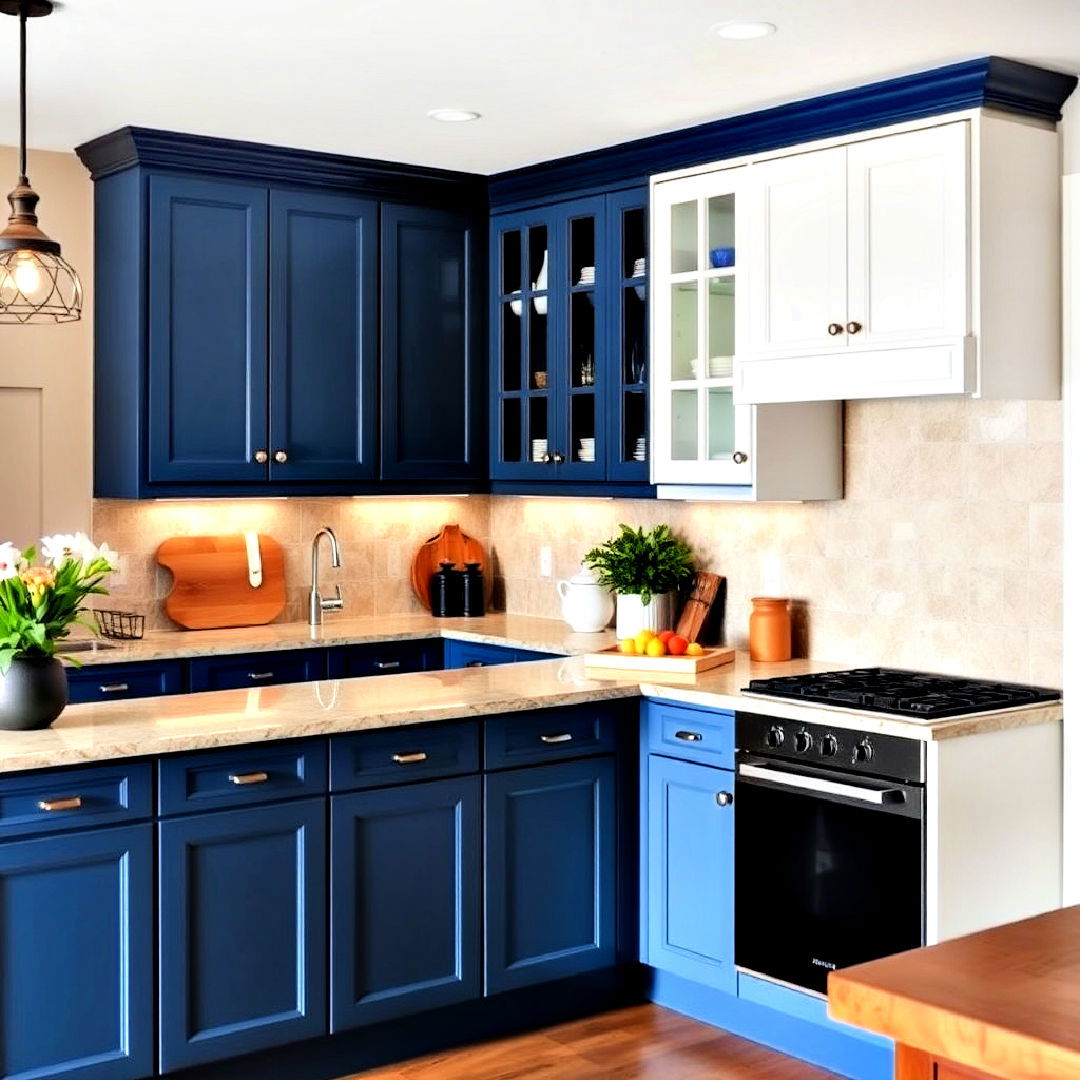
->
[
  {"left": 490, "top": 399, "right": 1063, "bottom": 687},
  {"left": 0, "top": 148, "right": 93, "bottom": 547}
]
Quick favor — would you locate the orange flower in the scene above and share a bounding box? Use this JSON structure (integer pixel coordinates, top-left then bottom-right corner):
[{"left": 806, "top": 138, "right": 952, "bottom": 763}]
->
[{"left": 20, "top": 565, "right": 56, "bottom": 601}]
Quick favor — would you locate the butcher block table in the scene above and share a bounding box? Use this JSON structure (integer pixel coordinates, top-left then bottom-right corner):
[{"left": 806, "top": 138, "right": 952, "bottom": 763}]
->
[{"left": 828, "top": 905, "right": 1080, "bottom": 1080}]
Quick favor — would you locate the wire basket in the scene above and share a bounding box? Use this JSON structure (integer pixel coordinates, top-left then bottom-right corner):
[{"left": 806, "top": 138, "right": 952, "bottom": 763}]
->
[{"left": 93, "top": 609, "right": 146, "bottom": 641}]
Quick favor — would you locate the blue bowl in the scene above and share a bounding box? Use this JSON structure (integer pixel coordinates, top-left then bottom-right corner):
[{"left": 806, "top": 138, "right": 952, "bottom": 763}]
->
[{"left": 709, "top": 246, "right": 735, "bottom": 268}]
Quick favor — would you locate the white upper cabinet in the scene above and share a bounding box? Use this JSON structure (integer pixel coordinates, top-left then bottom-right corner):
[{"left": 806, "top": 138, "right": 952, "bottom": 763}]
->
[{"left": 729, "top": 112, "right": 1060, "bottom": 404}]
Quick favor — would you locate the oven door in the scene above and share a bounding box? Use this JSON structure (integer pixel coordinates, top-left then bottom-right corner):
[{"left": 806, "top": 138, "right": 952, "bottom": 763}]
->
[{"left": 734, "top": 753, "right": 925, "bottom": 995}]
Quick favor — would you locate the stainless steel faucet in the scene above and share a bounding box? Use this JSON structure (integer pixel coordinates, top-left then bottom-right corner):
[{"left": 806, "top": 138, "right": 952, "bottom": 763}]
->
[{"left": 309, "top": 526, "right": 344, "bottom": 626}]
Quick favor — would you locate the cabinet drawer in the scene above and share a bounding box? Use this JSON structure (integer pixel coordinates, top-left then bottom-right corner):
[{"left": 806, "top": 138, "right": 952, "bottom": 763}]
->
[
  {"left": 443, "top": 640, "right": 516, "bottom": 669},
  {"left": 328, "top": 639, "right": 442, "bottom": 679},
  {"left": 159, "top": 740, "right": 327, "bottom": 815},
  {"left": 0, "top": 762, "right": 153, "bottom": 838},
  {"left": 188, "top": 648, "right": 327, "bottom": 692},
  {"left": 66, "top": 659, "right": 185, "bottom": 703},
  {"left": 485, "top": 705, "right": 617, "bottom": 769},
  {"left": 330, "top": 721, "right": 479, "bottom": 792},
  {"left": 646, "top": 700, "right": 734, "bottom": 769}
]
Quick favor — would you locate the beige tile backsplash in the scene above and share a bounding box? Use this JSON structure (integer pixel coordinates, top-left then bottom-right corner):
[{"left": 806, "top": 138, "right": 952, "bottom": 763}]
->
[{"left": 93, "top": 397, "right": 1063, "bottom": 687}]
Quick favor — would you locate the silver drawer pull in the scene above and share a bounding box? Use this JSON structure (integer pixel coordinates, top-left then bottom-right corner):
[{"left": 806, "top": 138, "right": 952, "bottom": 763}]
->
[
  {"left": 392, "top": 752, "right": 428, "bottom": 765},
  {"left": 247, "top": 672, "right": 275, "bottom": 681},
  {"left": 229, "top": 771, "right": 269, "bottom": 786},
  {"left": 38, "top": 796, "right": 83, "bottom": 812},
  {"left": 374, "top": 660, "right": 401, "bottom": 671},
  {"left": 99, "top": 683, "right": 129, "bottom": 694},
  {"left": 465, "top": 660, "right": 487, "bottom": 668},
  {"left": 675, "top": 730, "right": 703, "bottom": 742},
  {"left": 540, "top": 733, "right": 573, "bottom": 744}
]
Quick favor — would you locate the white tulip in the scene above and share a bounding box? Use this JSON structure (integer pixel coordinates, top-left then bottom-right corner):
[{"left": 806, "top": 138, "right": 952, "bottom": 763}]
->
[
  {"left": 0, "top": 542, "right": 19, "bottom": 581},
  {"left": 40, "top": 533, "right": 81, "bottom": 565}
]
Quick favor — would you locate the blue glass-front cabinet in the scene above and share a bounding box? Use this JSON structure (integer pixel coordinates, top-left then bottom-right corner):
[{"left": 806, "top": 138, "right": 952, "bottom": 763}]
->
[
  {"left": 158, "top": 799, "right": 327, "bottom": 1070},
  {"left": 0, "top": 825, "right": 154, "bottom": 1080},
  {"left": 490, "top": 188, "right": 650, "bottom": 491},
  {"left": 330, "top": 776, "right": 481, "bottom": 1030}
]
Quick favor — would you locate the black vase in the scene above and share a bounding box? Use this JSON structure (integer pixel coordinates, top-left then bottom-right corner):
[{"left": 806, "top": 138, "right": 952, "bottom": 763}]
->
[{"left": 0, "top": 655, "right": 69, "bottom": 731}]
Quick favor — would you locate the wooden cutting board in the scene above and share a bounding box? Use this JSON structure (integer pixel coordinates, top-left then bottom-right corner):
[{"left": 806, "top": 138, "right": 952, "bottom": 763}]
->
[
  {"left": 156, "top": 535, "right": 287, "bottom": 630},
  {"left": 582, "top": 644, "right": 735, "bottom": 675},
  {"left": 410, "top": 524, "right": 486, "bottom": 610}
]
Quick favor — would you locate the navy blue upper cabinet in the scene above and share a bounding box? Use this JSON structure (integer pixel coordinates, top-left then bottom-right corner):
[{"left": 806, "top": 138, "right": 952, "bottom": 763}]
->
[
  {"left": 490, "top": 188, "right": 650, "bottom": 492},
  {"left": 0, "top": 824, "right": 154, "bottom": 1080},
  {"left": 381, "top": 204, "right": 485, "bottom": 482},
  {"left": 485, "top": 756, "right": 617, "bottom": 993},
  {"left": 269, "top": 190, "right": 378, "bottom": 482},
  {"left": 158, "top": 798, "right": 327, "bottom": 1070},
  {"left": 148, "top": 175, "right": 269, "bottom": 484}
]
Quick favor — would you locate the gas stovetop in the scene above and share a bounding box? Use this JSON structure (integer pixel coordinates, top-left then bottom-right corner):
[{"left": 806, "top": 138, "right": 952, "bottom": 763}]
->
[{"left": 744, "top": 667, "right": 1060, "bottom": 719}]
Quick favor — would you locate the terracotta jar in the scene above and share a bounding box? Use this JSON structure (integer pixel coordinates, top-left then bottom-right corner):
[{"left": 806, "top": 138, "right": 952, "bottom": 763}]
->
[{"left": 749, "top": 597, "right": 792, "bottom": 662}]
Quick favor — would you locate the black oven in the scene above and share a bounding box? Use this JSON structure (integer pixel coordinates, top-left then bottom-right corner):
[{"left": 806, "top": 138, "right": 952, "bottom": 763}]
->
[{"left": 734, "top": 712, "right": 925, "bottom": 996}]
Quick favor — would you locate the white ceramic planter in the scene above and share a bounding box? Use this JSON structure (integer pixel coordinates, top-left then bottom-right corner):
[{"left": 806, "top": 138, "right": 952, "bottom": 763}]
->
[
  {"left": 614, "top": 592, "right": 676, "bottom": 640},
  {"left": 556, "top": 567, "right": 614, "bottom": 633}
]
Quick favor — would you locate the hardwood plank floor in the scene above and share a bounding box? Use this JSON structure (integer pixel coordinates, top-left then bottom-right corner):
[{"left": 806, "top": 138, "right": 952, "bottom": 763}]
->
[{"left": 346, "top": 1004, "right": 840, "bottom": 1080}]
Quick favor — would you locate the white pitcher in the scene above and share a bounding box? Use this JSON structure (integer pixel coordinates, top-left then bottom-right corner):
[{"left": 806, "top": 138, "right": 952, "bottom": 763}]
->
[{"left": 556, "top": 566, "right": 613, "bottom": 633}]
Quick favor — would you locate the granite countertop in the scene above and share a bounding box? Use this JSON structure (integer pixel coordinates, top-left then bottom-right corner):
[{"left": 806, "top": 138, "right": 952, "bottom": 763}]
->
[{"left": 0, "top": 614, "right": 1062, "bottom": 774}]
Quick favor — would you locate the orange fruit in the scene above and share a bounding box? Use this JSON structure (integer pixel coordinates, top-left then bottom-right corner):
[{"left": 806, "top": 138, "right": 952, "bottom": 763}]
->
[
  {"left": 634, "top": 629, "right": 656, "bottom": 654},
  {"left": 618, "top": 638, "right": 637, "bottom": 655},
  {"left": 667, "top": 634, "right": 689, "bottom": 656},
  {"left": 645, "top": 637, "right": 667, "bottom": 658},
  {"left": 657, "top": 630, "right": 675, "bottom": 644},
  {"left": 686, "top": 642, "right": 704, "bottom": 656}
]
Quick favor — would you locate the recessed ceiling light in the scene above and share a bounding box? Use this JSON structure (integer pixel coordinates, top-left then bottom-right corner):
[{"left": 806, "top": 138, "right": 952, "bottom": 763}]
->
[
  {"left": 711, "top": 19, "right": 777, "bottom": 40},
  {"left": 427, "top": 108, "right": 482, "bottom": 123}
]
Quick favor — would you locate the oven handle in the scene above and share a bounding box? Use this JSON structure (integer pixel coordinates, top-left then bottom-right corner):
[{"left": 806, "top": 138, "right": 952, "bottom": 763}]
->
[{"left": 737, "top": 763, "right": 906, "bottom": 806}]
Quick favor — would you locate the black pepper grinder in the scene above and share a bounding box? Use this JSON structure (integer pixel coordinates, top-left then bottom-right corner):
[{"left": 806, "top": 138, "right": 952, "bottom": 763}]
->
[
  {"left": 462, "top": 562, "right": 486, "bottom": 618},
  {"left": 431, "top": 561, "right": 465, "bottom": 618}
]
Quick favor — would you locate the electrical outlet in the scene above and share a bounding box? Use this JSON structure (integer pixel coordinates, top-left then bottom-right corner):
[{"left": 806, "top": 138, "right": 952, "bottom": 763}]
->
[{"left": 539, "top": 546, "right": 553, "bottom": 578}]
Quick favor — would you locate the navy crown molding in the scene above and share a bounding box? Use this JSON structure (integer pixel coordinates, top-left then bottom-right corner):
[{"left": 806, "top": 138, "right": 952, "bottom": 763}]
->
[
  {"left": 75, "top": 126, "right": 488, "bottom": 207},
  {"left": 489, "top": 56, "right": 1078, "bottom": 208}
]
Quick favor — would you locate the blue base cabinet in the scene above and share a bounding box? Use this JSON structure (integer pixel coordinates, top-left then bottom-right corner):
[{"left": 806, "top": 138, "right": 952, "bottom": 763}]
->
[
  {"left": 443, "top": 640, "right": 559, "bottom": 669},
  {"left": 646, "top": 754, "right": 735, "bottom": 991},
  {"left": 485, "top": 757, "right": 616, "bottom": 994},
  {"left": 0, "top": 825, "right": 153, "bottom": 1080},
  {"left": 158, "top": 799, "right": 327, "bottom": 1071},
  {"left": 330, "top": 776, "right": 481, "bottom": 1031}
]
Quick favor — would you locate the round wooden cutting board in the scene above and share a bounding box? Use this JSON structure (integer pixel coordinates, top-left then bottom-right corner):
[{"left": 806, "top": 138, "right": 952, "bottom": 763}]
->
[{"left": 410, "top": 524, "right": 486, "bottom": 611}]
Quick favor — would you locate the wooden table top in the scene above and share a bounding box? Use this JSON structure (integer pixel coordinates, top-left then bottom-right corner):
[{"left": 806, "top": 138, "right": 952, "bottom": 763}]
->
[{"left": 828, "top": 905, "right": 1080, "bottom": 1080}]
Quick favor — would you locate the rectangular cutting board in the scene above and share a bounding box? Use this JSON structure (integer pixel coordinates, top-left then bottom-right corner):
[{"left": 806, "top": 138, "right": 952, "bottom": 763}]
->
[
  {"left": 156, "top": 535, "right": 287, "bottom": 630},
  {"left": 582, "top": 644, "right": 735, "bottom": 675}
]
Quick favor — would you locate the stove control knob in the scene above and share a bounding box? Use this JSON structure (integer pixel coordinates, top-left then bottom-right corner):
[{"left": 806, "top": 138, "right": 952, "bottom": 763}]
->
[
  {"left": 765, "top": 726, "right": 785, "bottom": 749},
  {"left": 853, "top": 739, "right": 874, "bottom": 764},
  {"left": 794, "top": 730, "right": 813, "bottom": 753},
  {"left": 821, "top": 734, "right": 839, "bottom": 757}
]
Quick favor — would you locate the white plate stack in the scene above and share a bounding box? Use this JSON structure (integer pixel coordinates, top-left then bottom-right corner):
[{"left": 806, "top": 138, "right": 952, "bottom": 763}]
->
[
  {"left": 632, "top": 257, "right": 646, "bottom": 299},
  {"left": 577, "top": 265, "right": 596, "bottom": 287},
  {"left": 578, "top": 437, "right": 595, "bottom": 462},
  {"left": 709, "top": 356, "right": 733, "bottom": 378},
  {"left": 632, "top": 437, "right": 647, "bottom": 462},
  {"left": 531, "top": 438, "right": 548, "bottom": 463}
]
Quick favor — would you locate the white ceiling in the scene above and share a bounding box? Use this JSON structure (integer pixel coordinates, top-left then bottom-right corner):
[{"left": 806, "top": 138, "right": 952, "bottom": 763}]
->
[{"left": 1, "top": 0, "right": 1078, "bottom": 175}]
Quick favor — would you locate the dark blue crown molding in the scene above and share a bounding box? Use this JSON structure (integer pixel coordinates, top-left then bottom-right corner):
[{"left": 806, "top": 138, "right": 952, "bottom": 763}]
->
[
  {"left": 489, "top": 56, "right": 1078, "bottom": 209},
  {"left": 75, "top": 126, "right": 488, "bottom": 207}
]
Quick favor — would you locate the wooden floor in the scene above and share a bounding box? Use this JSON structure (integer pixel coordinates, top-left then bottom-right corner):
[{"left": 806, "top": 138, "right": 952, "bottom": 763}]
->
[{"left": 347, "top": 1004, "right": 840, "bottom": 1080}]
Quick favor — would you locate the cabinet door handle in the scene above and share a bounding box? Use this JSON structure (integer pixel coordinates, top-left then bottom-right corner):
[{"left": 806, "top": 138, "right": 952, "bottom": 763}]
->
[
  {"left": 98, "top": 682, "right": 129, "bottom": 694},
  {"left": 374, "top": 660, "right": 401, "bottom": 671},
  {"left": 465, "top": 660, "right": 487, "bottom": 668},
  {"left": 846, "top": 320, "right": 863, "bottom": 334},
  {"left": 273, "top": 450, "right": 288, "bottom": 464},
  {"left": 392, "top": 752, "right": 428, "bottom": 764},
  {"left": 229, "top": 771, "right": 269, "bottom": 786},
  {"left": 38, "top": 796, "right": 83, "bottom": 812},
  {"left": 675, "top": 730, "right": 703, "bottom": 742},
  {"left": 247, "top": 672, "right": 275, "bottom": 681},
  {"left": 552, "top": 452, "right": 565, "bottom": 464},
  {"left": 732, "top": 451, "right": 748, "bottom": 465},
  {"left": 253, "top": 449, "right": 268, "bottom": 464},
  {"left": 716, "top": 791, "right": 733, "bottom": 807},
  {"left": 827, "top": 322, "right": 844, "bottom": 336},
  {"left": 540, "top": 732, "right": 573, "bottom": 744}
]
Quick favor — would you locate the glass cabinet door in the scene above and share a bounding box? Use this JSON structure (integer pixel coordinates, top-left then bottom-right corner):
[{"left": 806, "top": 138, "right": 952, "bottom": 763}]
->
[{"left": 651, "top": 169, "right": 752, "bottom": 486}]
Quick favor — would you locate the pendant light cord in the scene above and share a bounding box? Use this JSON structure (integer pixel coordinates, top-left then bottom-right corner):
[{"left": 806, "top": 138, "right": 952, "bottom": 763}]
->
[{"left": 18, "top": 2, "right": 26, "bottom": 179}]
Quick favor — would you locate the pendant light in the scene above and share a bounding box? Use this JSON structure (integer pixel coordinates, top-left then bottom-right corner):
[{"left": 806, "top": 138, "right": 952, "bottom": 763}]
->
[{"left": 0, "top": 0, "right": 80, "bottom": 324}]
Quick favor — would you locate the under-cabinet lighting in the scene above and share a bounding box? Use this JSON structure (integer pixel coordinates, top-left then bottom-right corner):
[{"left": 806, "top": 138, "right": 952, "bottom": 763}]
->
[
  {"left": 427, "top": 108, "right": 481, "bottom": 123},
  {"left": 711, "top": 19, "right": 777, "bottom": 39}
]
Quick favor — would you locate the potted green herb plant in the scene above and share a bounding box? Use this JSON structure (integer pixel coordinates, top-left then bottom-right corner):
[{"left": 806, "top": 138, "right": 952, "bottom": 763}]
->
[
  {"left": 0, "top": 534, "right": 116, "bottom": 730},
  {"left": 583, "top": 524, "right": 694, "bottom": 639}
]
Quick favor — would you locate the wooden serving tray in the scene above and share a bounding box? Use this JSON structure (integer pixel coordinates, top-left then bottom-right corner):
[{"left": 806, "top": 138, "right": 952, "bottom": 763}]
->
[{"left": 582, "top": 644, "right": 735, "bottom": 675}]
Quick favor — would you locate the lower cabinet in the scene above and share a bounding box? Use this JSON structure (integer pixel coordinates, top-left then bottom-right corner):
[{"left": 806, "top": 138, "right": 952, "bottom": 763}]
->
[
  {"left": 485, "top": 757, "right": 617, "bottom": 993},
  {"left": 330, "top": 776, "right": 481, "bottom": 1030},
  {"left": 443, "top": 640, "right": 560, "bottom": 669},
  {"left": 647, "top": 754, "right": 735, "bottom": 991},
  {"left": 0, "top": 824, "right": 154, "bottom": 1080},
  {"left": 158, "top": 799, "right": 327, "bottom": 1071}
]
